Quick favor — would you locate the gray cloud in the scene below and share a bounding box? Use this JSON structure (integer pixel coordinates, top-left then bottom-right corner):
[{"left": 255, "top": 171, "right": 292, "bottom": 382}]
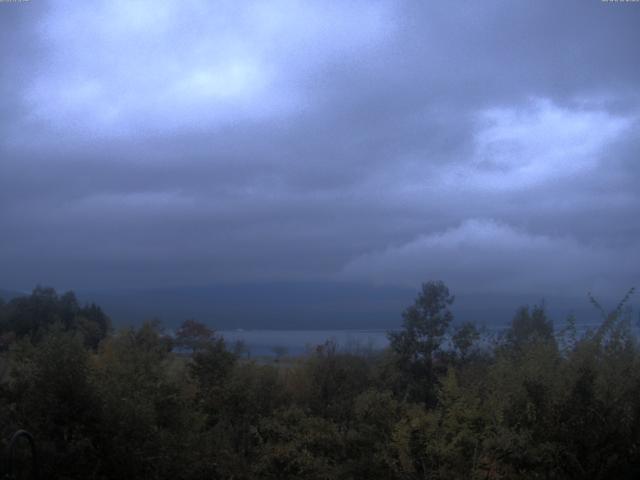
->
[
  {"left": 340, "top": 218, "right": 639, "bottom": 298},
  {"left": 0, "top": 0, "right": 638, "bottom": 298}
]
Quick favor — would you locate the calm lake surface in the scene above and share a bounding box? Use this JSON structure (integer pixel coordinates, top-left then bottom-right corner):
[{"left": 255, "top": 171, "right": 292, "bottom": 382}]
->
[
  {"left": 218, "top": 329, "right": 390, "bottom": 356},
  {"left": 219, "top": 322, "right": 628, "bottom": 357}
]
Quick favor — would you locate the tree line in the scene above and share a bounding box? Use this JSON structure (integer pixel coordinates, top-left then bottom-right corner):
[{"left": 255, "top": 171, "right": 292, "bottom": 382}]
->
[{"left": 0, "top": 281, "right": 638, "bottom": 479}]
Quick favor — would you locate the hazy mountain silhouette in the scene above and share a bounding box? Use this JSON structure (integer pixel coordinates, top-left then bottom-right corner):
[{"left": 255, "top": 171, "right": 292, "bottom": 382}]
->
[
  {"left": 0, "top": 289, "right": 24, "bottom": 302},
  {"left": 74, "top": 282, "right": 608, "bottom": 330}
]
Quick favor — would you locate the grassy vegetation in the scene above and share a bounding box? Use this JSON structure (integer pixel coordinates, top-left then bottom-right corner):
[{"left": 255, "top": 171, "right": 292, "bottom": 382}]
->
[{"left": 0, "top": 282, "right": 638, "bottom": 479}]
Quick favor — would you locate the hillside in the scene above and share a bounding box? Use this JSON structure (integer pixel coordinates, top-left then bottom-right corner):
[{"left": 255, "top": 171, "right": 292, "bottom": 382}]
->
[{"left": 76, "top": 282, "right": 606, "bottom": 330}]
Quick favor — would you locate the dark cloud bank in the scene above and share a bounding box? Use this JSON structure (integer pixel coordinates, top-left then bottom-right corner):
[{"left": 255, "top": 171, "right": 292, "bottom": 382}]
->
[{"left": 1, "top": 1, "right": 638, "bottom": 327}]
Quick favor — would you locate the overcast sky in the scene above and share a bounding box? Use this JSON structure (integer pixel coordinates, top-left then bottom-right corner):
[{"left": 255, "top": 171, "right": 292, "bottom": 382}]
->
[{"left": 1, "top": 0, "right": 638, "bottom": 298}]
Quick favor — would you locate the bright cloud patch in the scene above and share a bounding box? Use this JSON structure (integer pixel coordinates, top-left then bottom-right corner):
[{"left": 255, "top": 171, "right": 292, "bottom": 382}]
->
[
  {"left": 25, "top": 0, "right": 392, "bottom": 137},
  {"left": 446, "top": 99, "right": 633, "bottom": 191}
]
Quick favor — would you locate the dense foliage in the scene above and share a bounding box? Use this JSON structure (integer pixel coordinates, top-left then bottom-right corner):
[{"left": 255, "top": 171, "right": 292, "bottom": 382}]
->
[{"left": 0, "top": 282, "right": 638, "bottom": 479}]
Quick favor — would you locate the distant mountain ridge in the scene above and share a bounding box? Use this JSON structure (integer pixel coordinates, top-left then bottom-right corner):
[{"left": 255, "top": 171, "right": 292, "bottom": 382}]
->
[
  {"left": 73, "top": 282, "right": 610, "bottom": 330},
  {"left": 0, "top": 289, "right": 25, "bottom": 302}
]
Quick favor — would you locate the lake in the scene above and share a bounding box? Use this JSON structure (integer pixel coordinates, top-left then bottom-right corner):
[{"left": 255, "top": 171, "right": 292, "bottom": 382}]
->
[
  {"left": 218, "top": 321, "right": 633, "bottom": 357},
  {"left": 218, "top": 329, "right": 391, "bottom": 356}
]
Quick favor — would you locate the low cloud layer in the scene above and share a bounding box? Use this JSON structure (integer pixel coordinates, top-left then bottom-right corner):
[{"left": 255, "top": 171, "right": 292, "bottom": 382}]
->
[
  {"left": 341, "top": 219, "right": 639, "bottom": 298},
  {"left": 0, "top": 0, "right": 638, "bottom": 299}
]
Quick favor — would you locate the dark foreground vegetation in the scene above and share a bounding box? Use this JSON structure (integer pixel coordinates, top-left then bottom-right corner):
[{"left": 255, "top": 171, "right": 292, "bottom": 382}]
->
[{"left": 0, "top": 282, "right": 638, "bottom": 479}]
